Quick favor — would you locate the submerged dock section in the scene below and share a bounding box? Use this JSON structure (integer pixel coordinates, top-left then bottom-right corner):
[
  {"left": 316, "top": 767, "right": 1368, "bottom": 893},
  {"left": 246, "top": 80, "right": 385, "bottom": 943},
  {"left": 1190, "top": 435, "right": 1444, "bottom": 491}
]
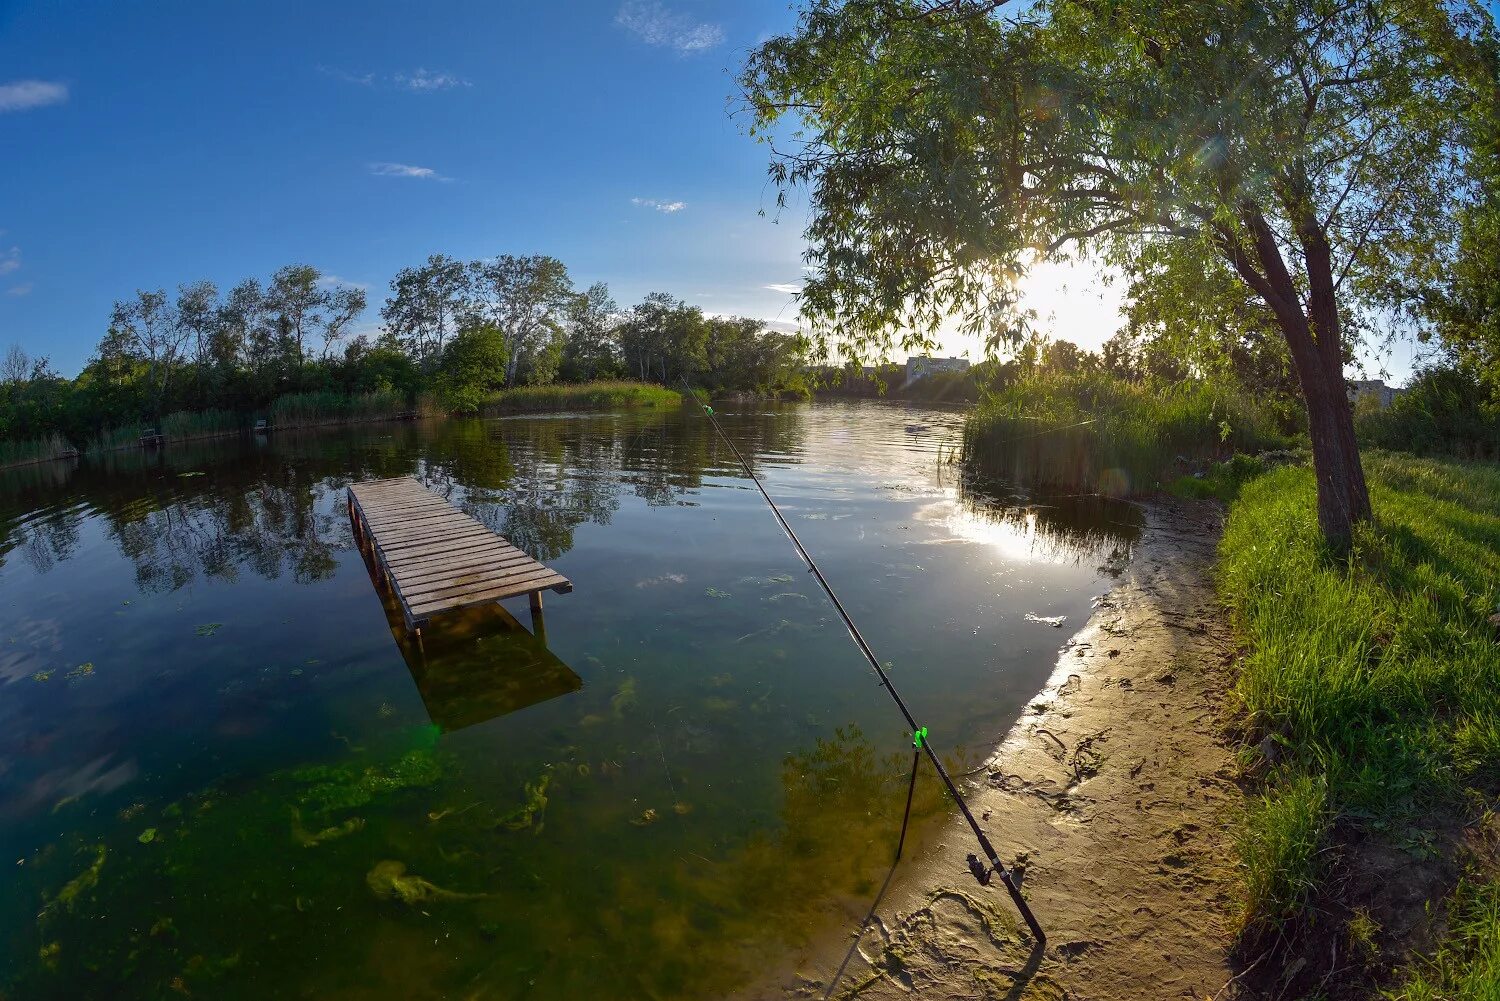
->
[{"left": 348, "top": 476, "right": 571, "bottom": 633}]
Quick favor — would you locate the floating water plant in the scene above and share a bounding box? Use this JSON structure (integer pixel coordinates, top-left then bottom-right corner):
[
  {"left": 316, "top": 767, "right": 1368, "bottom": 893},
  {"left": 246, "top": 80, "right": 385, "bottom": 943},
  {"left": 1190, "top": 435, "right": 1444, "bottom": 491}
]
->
[
  {"left": 137, "top": 828, "right": 157, "bottom": 844},
  {"left": 365, "top": 860, "right": 484, "bottom": 905},
  {"left": 31, "top": 669, "right": 51, "bottom": 682},
  {"left": 65, "top": 662, "right": 94, "bottom": 680},
  {"left": 704, "top": 587, "right": 731, "bottom": 598},
  {"left": 195, "top": 623, "right": 223, "bottom": 637}
]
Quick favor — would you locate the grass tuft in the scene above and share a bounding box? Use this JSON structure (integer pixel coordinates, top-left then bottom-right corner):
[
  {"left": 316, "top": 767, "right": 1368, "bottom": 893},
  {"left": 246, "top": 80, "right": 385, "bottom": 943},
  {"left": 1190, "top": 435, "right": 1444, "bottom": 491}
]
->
[
  {"left": 1236, "top": 772, "right": 1330, "bottom": 933},
  {"left": 1387, "top": 875, "right": 1500, "bottom": 1000}
]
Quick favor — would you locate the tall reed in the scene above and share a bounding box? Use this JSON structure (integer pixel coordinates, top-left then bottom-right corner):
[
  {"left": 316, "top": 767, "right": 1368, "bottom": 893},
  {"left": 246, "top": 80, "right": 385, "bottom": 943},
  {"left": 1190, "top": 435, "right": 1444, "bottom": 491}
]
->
[
  {"left": 0, "top": 431, "right": 75, "bottom": 469},
  {"left": 963, "top": 372, "right": 1286, "bottom": 492},
  {"left": 268, "top": 390, "right": 407, "bottom": 427},
  {"left": 480, "top": 380, "right": 682, "bottom": 414}
]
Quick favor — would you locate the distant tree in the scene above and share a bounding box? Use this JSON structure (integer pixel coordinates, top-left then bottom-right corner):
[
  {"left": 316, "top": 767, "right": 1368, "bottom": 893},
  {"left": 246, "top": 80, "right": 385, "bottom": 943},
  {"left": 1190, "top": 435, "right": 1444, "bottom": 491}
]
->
[
  {"left": 434, "top": 322, "right": 510, "bottom": 413},
  {"left": 263, "top": 265, "right": 366, "bottom": 368},
  {"left": 175, "top": 281, "right": 219, "bottom": 404},
  {"left": 381, "top": 254, "right": 473, "bottom": 370},
  {"left": 743, "top": 0, "right": 1496, "bottom": 547},
  {"left": 2, "top": 345, "right": 29, "bottom": 385},
  {"left": 469, "top": 255, "right": 574, "bottom": 386},
  {"left": 1041, "top": 339, "right": 1089, "bottom": 374},
  {"left": 101, "top": 289, "right": 190, "bottom": 421},
  {"left": 1100, "top": 331, "right": 1140, "bottom": 381},
  {"left": 617, "top": 292, "right": 709, "bottom": 384},
  {"left": 561, "top": 282, "right": 620, "bottom": 382}
]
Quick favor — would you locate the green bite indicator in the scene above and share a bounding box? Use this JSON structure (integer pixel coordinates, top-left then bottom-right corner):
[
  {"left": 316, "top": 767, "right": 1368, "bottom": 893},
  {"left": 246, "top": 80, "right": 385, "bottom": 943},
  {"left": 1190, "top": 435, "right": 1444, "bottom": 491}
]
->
[{"left": 912, "top": 726, "right": 928, "bottom": 749}]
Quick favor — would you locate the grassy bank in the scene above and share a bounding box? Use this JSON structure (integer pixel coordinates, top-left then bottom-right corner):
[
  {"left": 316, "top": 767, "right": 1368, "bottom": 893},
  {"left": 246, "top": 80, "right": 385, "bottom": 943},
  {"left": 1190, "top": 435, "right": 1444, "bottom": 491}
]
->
[
  {"left": 480, "top": 380, "right": 681, "bottom": 414},
  {"left": 963, "top": 372, "right": 1288, "bottom": 493},
  {"left": 1219, "top": 453, "right": 1500, "bottom": 988}
]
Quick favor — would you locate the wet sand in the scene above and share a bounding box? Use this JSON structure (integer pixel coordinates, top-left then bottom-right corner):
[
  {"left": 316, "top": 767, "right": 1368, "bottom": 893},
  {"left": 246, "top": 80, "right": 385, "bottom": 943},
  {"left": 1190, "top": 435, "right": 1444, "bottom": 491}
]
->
[{"left": 739, "top": 498, "right": 1247, "bottom": 1000}]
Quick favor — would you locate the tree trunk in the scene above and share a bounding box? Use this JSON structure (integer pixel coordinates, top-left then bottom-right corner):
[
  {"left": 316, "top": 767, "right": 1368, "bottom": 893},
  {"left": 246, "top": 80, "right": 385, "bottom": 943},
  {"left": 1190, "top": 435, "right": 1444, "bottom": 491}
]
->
[
  {"left": 1230, "top": 201, "right": 1373, "bottom": 550},
  {"left": 1293, "top": 348, "right": 1369, "bottom": 550}
]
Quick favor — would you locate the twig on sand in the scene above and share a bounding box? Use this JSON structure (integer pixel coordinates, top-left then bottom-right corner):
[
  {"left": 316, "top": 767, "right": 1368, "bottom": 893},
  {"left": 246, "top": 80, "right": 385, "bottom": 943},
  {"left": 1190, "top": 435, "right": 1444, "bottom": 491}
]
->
[{"left": 1209, "top": 952, "right": 1265, "bottom": 1001}]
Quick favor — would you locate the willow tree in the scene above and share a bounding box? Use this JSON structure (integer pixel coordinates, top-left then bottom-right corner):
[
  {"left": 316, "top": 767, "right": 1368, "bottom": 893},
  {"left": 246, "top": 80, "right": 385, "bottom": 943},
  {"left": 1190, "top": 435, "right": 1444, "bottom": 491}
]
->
[{"left": 743, "top": 0, "right": 1494, "bottom": 547}]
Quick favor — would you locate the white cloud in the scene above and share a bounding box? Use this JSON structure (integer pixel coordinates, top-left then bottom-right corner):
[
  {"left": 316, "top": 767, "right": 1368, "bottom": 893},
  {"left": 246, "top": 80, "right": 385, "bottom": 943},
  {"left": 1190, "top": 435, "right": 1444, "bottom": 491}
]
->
[
  {"left": 631, "top": 196, "right": 686, "bottom": 213},
  {"left": 317, "top": 274, "right": 370, "bottom": 291},
  {"left": 369, "top": 162, "right": 447, "bottom": 180},
  {"left": 0, "top": 80, "right": 68, "bottom": 113},
  {"left": 322, "top": 66, "right": 469, "bottom": 92},
  {"left": 0, "top": 247, "right": 19, "bottom": 275},
  {"left": 7, "top": 283, "right": 32, "bottom": 297},
  {"left": 395, "top": 69, "right": 470, "bottom": 92},
  {"left": 763, "top": 283, "right": 802, "bottom": 294},
  {"left": 317, "top": 65, "right": 375, "bottom": 86},
  {"left": 616, "top": 2, "right": 724, "bottom": 53}
]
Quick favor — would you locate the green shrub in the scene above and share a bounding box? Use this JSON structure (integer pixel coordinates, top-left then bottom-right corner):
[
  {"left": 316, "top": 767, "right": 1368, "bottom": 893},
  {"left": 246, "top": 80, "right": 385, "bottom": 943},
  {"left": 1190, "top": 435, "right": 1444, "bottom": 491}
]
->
[{"left": 1356, "top": 367, "right": 1500, "bottom": 460}]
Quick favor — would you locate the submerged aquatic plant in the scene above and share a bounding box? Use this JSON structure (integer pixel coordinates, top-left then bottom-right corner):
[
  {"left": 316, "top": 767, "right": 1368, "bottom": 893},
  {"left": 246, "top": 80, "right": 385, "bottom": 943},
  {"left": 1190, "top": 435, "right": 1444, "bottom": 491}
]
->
[
  {"left": 365, "top": 860, "right": 485, "bottom": 905},
  {"left": 289, "top": 810, "right": 365, "bottom": 848},
  {"left": 286, "top": 748, "right": 443, "bottom": 817},
  {"left": 41, "top": 845, "right": 107, "bottom": 920},
  {"left": 498, "top": 769, "right": 553, "bottom": 834},
  {"left": 610, "top": 677, "right": 638, "bottom": 718}
]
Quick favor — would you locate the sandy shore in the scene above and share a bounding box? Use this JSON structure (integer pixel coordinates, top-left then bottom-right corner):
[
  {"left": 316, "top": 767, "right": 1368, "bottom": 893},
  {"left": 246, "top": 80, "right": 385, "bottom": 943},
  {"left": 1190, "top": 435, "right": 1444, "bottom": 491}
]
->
[{"left": 737, "top": 497, "right": 1247, "bottom": 1000}]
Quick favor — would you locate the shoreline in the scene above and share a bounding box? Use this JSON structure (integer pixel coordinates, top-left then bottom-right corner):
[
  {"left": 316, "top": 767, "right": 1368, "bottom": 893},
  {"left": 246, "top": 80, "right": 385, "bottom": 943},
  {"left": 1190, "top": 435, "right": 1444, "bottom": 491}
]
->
[{"left": 737, "top": 497, "right": 1246, "bottom": 1000}]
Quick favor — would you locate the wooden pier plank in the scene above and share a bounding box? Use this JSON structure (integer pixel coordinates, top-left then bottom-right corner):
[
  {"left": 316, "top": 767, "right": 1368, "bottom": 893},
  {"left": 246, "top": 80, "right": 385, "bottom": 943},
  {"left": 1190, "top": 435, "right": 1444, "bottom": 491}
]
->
[{"left": 348, "top": 477, "right": 572, "bottom": 631}]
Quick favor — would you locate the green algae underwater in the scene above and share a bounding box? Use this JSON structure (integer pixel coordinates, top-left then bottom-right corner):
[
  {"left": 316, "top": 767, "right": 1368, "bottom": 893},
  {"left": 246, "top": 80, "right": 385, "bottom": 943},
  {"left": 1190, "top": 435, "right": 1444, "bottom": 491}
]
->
[{"left": 0, "top": 402, "right": 1140, "bottom": 998}]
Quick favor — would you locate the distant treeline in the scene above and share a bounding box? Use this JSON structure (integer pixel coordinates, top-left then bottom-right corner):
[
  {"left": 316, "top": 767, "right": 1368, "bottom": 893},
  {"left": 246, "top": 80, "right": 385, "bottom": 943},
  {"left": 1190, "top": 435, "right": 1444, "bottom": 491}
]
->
[{"left": 0, "top": 254, "right": 810, "bottom": 464}]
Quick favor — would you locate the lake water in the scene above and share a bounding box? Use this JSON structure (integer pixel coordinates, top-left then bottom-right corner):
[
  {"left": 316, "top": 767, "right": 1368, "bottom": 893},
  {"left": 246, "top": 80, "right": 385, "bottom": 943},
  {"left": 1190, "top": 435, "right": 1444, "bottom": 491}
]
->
[{"left": 0, "top": 400, "right": 1140, "bottom": 999}]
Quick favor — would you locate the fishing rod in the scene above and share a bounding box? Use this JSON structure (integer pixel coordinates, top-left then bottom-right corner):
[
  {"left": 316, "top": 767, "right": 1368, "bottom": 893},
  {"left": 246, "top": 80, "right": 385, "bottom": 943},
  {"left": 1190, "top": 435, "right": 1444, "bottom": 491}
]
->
[{"left": 682, "top": 385, "right": 1046, "bottom": 950}]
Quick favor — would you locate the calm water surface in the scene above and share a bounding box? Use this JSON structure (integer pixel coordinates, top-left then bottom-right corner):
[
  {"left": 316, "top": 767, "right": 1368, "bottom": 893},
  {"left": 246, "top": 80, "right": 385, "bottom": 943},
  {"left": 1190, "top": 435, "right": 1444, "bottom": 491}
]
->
[{"left": 0, "top": 400, "right": 1139, "bottom": 999}]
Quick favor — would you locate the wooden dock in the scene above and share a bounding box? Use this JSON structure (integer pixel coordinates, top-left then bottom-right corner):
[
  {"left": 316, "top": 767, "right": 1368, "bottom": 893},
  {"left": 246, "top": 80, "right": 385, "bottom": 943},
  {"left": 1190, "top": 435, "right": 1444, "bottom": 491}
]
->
[{"left": 347, "top": 477, "right": 572, "bottom": 634}]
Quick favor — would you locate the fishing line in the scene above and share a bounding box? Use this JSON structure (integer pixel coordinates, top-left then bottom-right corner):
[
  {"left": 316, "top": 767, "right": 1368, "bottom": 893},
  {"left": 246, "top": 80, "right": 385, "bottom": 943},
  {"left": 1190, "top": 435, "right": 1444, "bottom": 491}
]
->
[{"left": 682, "top": 386, "right": 1046, "bottom": 960}]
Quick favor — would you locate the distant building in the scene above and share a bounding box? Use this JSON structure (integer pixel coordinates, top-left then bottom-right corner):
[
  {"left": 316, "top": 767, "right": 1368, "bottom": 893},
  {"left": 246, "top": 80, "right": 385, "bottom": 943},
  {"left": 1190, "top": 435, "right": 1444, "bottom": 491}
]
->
[
  {"left": 1348, "top": 379, "right": 1403, "bottom": 410},
  {"left": 906, "top": 356, "right": 970, "bottom": 382}
]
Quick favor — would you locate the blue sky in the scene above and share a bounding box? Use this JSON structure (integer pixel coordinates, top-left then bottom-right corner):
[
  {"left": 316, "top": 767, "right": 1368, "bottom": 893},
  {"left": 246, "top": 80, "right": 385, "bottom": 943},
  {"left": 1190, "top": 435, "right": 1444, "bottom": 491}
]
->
[{"left": 0, "top": 0, "right": 1453, "bottom": 381}]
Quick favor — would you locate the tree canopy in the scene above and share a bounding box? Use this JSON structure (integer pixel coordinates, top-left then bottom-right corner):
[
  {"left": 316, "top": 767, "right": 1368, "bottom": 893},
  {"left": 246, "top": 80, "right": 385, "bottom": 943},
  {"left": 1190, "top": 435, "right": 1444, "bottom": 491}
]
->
[{"left": 742, "top": 0, "right": 1497, "bottom": 544}]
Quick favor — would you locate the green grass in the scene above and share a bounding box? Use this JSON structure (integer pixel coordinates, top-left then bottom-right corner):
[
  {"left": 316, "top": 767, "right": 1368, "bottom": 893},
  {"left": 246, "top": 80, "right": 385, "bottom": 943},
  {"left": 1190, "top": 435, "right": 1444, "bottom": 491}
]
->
[
  {"left": 1220, "top": 453, "right": 1500, "bottom": 982},
  {"left": 268, "top": 390, "right": 408, "bottom": 427},
  {"left": 1388, "top": 875, "right": 1500, "bottom": 1000},
  {"left": 160, "top": 409, "right": 243, "bottom": 441},
  {"left": 0, "top": 432, "right": 75, "bottom": 468},
  {"left": 480, "top": 380, "right": 682, "bottom": 414},
  {"left": 963, "top": 372, "right": 1287, "bottom": 493}
]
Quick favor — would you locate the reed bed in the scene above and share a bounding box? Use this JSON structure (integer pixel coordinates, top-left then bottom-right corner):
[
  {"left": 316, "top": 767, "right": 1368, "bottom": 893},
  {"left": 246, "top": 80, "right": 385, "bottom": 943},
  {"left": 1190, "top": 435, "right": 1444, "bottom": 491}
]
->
[
  {"left": 268, "top": 390, "right": 408, "bottom": 427},
  {"left": 161, "top": 409, "right": 244, "bottom": 441},
  {"left": 0, "top": 431, "right": 76, "bottom": 469},
  {"left": 480, "top": 380, "right": 682, "bottom": 414},
  {"left": 962, "top": 372, "right": 1286, "bottom": 493}
]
